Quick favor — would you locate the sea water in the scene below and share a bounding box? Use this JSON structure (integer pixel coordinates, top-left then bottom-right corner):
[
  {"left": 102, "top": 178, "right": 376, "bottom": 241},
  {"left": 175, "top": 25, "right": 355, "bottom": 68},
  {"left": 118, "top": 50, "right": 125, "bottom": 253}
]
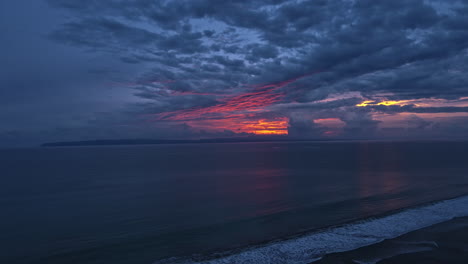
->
[{"left": 1, "top": 141, "right": 468, "bottom": 263}]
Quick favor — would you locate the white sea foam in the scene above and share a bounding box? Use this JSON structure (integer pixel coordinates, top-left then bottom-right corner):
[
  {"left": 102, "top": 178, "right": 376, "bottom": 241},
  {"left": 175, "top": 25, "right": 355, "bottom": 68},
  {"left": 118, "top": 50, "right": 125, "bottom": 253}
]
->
[
  {"left": 155, "top": 195, "right": 468, "bottom": 264},
  {"left": 350, "top": 240, "right": 439, "bottom": 264}
]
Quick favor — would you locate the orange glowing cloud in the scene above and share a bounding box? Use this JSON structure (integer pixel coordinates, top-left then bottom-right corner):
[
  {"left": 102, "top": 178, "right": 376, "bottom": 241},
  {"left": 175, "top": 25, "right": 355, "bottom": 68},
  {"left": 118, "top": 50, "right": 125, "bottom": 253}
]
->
[
  {"left": 243, "top": 118, "right": 289, "bottom": 135},
  {"left": 155, "top": 88, "right": 284, "bottom": 121},
  {"left": 153, "top": 72, "right": 319, "bottom": 135},
  {"left": 155, "top": 72, "right": 320, "bottom": 121},
  {"left": 356, "top": 97, "right": 468, "bottom": 108},
  {"left": 356, "top": 100, "right": 414, "bottom": 107},
  {"left": 356, "top": 100, "right": 375, "bottom": 107},
  {"left": 187, "top": 117, "right": 289, "bottom": 135}
]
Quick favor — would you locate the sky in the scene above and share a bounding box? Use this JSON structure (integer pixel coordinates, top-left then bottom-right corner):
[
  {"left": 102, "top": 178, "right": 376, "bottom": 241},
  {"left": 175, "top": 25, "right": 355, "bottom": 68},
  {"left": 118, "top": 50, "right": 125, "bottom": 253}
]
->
[{"left": 1, "top": 0, "right": 468, "bottom": 147}]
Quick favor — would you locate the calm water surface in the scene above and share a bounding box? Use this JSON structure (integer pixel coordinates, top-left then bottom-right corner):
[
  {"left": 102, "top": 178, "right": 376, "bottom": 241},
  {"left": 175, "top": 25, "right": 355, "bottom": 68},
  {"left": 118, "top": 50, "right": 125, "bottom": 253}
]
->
[{"left": 1, "top": 141, "right": 468, "bottom": 263}]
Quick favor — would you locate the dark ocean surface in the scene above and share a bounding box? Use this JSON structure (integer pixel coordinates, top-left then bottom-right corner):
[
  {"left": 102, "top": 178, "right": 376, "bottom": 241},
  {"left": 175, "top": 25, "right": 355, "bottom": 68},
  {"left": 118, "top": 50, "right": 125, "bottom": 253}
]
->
[{"left": 1, "top": 141, "right": 468, "bottom": 263}]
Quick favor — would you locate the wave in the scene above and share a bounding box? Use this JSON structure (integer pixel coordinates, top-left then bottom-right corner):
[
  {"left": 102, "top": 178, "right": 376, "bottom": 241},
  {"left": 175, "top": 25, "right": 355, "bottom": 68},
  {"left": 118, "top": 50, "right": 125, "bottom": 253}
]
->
[
  {"left": 347, "top": 240, "right": 439, "bottom": 264},
  {"left": 154, "top": 195, "right": 468, "bottom": 264}
]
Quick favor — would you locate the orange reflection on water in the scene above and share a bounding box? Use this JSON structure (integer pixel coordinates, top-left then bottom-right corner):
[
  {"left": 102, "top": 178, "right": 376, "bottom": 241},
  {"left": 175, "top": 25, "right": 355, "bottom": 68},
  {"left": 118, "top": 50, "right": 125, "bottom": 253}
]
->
[
  {"left": 357, "top": 143, "right": 406, "bottom": 214},
  {"left": 251, "top": 167, "right": 290, "bottom": 216},
  {"left": 212, "top": 145, "right": 291, "bottom": 220}
]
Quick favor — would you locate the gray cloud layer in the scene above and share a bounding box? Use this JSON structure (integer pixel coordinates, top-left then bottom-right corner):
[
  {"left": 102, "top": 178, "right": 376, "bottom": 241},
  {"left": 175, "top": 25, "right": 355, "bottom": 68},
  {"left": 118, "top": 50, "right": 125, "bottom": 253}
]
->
[{"left": 2, "top": 0, "right": 468, "bottom": 146}]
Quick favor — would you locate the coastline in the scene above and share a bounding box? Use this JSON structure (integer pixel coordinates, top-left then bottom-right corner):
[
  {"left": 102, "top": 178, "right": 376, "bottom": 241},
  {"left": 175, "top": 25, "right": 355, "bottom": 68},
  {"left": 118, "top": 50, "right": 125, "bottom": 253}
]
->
[
  {"left": 155, "top": 195, "right": 468, "bottom": 264},
  {"left": 312, "top": 216, "right": 468, "bottom": 264}
]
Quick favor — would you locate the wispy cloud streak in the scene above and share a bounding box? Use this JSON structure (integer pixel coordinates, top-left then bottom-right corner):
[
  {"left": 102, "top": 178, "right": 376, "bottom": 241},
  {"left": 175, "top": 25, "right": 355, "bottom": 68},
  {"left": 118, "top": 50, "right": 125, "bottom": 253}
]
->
[{"left": 154, "top": 72, "right": 318, "bottom": 121}]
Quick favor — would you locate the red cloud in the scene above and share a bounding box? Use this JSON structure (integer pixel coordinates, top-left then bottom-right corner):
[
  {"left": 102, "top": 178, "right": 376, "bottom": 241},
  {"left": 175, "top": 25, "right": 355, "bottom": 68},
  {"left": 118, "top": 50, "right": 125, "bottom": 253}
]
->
[{"left": 153, "top": 71, "right": 320, "bottom": 134}]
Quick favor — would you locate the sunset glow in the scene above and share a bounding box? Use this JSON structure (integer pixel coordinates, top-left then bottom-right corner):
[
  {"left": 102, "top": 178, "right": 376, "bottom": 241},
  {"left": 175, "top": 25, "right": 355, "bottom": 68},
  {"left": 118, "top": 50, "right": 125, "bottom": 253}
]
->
[
  {"left": 356, "top": 100, "right": 413, "bottom": 107},
  {"left": 5, "top": 0, "right": 468, "bottom": 147},
  {"left": 153, "top": 73, "right": 319, "bottom": 135},
  {"left": 356, "top": 97, "right": 468, "bottom": 108},
  {"left": 244, "top": 118, "right": 289, "bottom": 135},
  {"left": 187, "top": 117, "right": 289, "bottom": 135},
  {"left": 356, "top": 100, "right": 376, "bottom": 107}
]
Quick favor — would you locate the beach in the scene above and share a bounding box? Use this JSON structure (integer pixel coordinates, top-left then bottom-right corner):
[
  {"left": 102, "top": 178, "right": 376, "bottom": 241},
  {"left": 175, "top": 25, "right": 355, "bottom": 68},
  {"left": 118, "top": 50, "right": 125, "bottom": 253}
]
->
[{"left": 314, "top": 216, "right": 468, "bottom": 264}]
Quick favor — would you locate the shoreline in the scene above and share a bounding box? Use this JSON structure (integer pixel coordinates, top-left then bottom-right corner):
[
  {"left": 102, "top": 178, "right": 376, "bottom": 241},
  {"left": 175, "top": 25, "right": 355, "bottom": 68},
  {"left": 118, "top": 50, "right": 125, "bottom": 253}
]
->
[
  {"left": 312, "top": 216, "right": 468, "bottom": 264},
  {"left": 155, "top": 194, "right": 468, "bottom": 264}
]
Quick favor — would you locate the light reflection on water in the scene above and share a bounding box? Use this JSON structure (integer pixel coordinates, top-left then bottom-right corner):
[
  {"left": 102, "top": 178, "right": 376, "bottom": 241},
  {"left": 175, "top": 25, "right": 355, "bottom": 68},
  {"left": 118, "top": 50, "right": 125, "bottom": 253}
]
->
[
  {"left": 2, "top": 141, "right": 468, "bottom": 264},
  {"left": 358, "top": 142, "right": 408, "bottom": 214}
]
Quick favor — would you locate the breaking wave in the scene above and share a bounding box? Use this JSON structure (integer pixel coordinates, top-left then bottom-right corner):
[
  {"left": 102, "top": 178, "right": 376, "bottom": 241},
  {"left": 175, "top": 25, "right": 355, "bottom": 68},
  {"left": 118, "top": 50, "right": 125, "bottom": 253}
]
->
[{"left": 154, "top": 195, "right": 468, "bottom": 264}]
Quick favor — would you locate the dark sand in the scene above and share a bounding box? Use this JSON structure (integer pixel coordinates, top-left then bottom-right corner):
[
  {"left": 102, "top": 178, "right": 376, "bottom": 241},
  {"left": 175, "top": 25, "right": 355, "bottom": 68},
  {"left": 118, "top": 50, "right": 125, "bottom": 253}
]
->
[{"left": 312, "top": 216, "right": 468, "bottom": 264}]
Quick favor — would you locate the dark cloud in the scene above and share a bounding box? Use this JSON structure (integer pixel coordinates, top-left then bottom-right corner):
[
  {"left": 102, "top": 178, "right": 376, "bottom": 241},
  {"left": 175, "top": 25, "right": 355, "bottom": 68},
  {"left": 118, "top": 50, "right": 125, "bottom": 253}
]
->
[
  {"left": 50, "top": 18, "right": 159, "bottom": 48},
  {"left": 341, "top": 111, "right": 381, "bottom": 138},
  {"left": 288, "top": 118, "right": 323, "bottom": 138},
  {"left": 2, "top": 0, "right": 468, "bottom": 146},
  {"left": 246, "top": 44, "right": 279, "bottom": 62},
  {"left": 372, "top": 105, "right": 468, "bottom": 113}
]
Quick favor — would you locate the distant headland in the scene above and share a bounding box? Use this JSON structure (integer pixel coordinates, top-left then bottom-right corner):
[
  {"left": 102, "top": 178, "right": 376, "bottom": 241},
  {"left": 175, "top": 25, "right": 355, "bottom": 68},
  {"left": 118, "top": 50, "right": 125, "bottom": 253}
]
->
[{"left": 40, "top": 136, "right": 327, "bottom": 147}]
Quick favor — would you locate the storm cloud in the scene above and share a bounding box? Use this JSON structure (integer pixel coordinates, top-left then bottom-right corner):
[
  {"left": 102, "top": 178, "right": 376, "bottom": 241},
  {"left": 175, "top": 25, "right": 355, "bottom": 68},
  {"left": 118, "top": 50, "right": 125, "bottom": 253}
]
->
[{"left": 1, "top": 0, "right": 468, "bottom": 146}]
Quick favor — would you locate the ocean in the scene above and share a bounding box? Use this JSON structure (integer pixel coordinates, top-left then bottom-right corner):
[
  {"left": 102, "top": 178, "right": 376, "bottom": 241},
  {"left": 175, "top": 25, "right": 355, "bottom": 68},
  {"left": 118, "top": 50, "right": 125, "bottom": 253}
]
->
[{"left": 1, "top": 141, "right": 468, "bottom": 263}]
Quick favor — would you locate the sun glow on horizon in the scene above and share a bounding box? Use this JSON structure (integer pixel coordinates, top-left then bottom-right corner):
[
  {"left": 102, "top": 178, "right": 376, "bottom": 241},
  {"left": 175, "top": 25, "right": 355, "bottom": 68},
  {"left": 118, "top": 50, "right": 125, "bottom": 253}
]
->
[
  {"left": 244, "top": 118, "right": 289, "bottom": 135},
  {"left": 186, "top": 117, "right": 289, "bottom": 135},
  {"left": 151, "top": 73, "right": 325, "bottom": 136}
]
